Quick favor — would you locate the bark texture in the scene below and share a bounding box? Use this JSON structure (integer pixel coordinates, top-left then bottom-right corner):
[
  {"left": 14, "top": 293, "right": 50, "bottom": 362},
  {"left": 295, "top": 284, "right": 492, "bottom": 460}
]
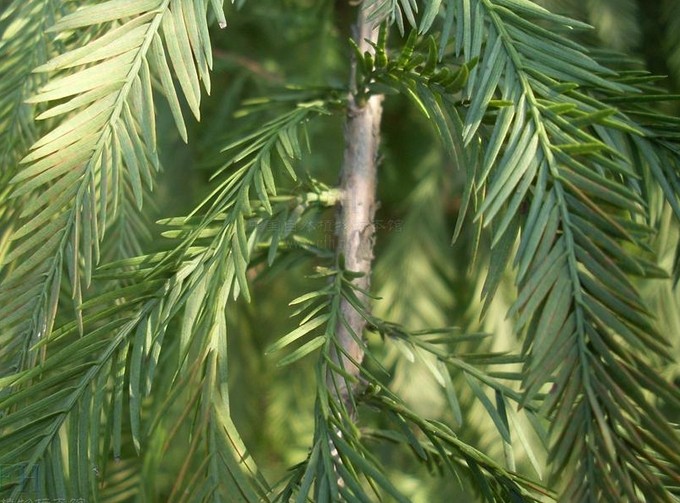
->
[{"left": 329, "top": 3, "right": 383, "bottom": 414}]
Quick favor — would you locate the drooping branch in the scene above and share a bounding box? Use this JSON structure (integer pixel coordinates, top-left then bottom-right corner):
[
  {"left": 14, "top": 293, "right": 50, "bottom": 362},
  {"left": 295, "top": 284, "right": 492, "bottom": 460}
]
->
[{"left": 329, "top": 3, "right": 383, "bottom": 415}]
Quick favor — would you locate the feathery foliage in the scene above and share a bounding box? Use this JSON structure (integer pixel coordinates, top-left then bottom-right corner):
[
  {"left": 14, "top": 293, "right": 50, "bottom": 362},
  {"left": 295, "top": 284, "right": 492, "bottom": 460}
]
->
[{"left": 1, "top": 1, "right": 679, "bottom": 502}]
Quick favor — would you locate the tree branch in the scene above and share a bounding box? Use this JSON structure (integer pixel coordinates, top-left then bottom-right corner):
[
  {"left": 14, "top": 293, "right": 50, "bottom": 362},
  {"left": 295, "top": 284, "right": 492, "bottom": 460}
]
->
[{"left": 329, "top": 3, "right": 383, "bottom": 416}]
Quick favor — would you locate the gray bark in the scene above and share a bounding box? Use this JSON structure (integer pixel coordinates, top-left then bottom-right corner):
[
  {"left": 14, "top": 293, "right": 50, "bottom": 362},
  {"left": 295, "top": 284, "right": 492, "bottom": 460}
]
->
[{"left": 329, "top": 3, "right": 383, "bottom": 416}]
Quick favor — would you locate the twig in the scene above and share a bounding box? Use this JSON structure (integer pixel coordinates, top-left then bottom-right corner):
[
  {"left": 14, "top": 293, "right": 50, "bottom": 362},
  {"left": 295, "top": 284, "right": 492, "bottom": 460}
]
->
[{"left": 328, "top": 2, "right": 383, "bottom": 418}]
